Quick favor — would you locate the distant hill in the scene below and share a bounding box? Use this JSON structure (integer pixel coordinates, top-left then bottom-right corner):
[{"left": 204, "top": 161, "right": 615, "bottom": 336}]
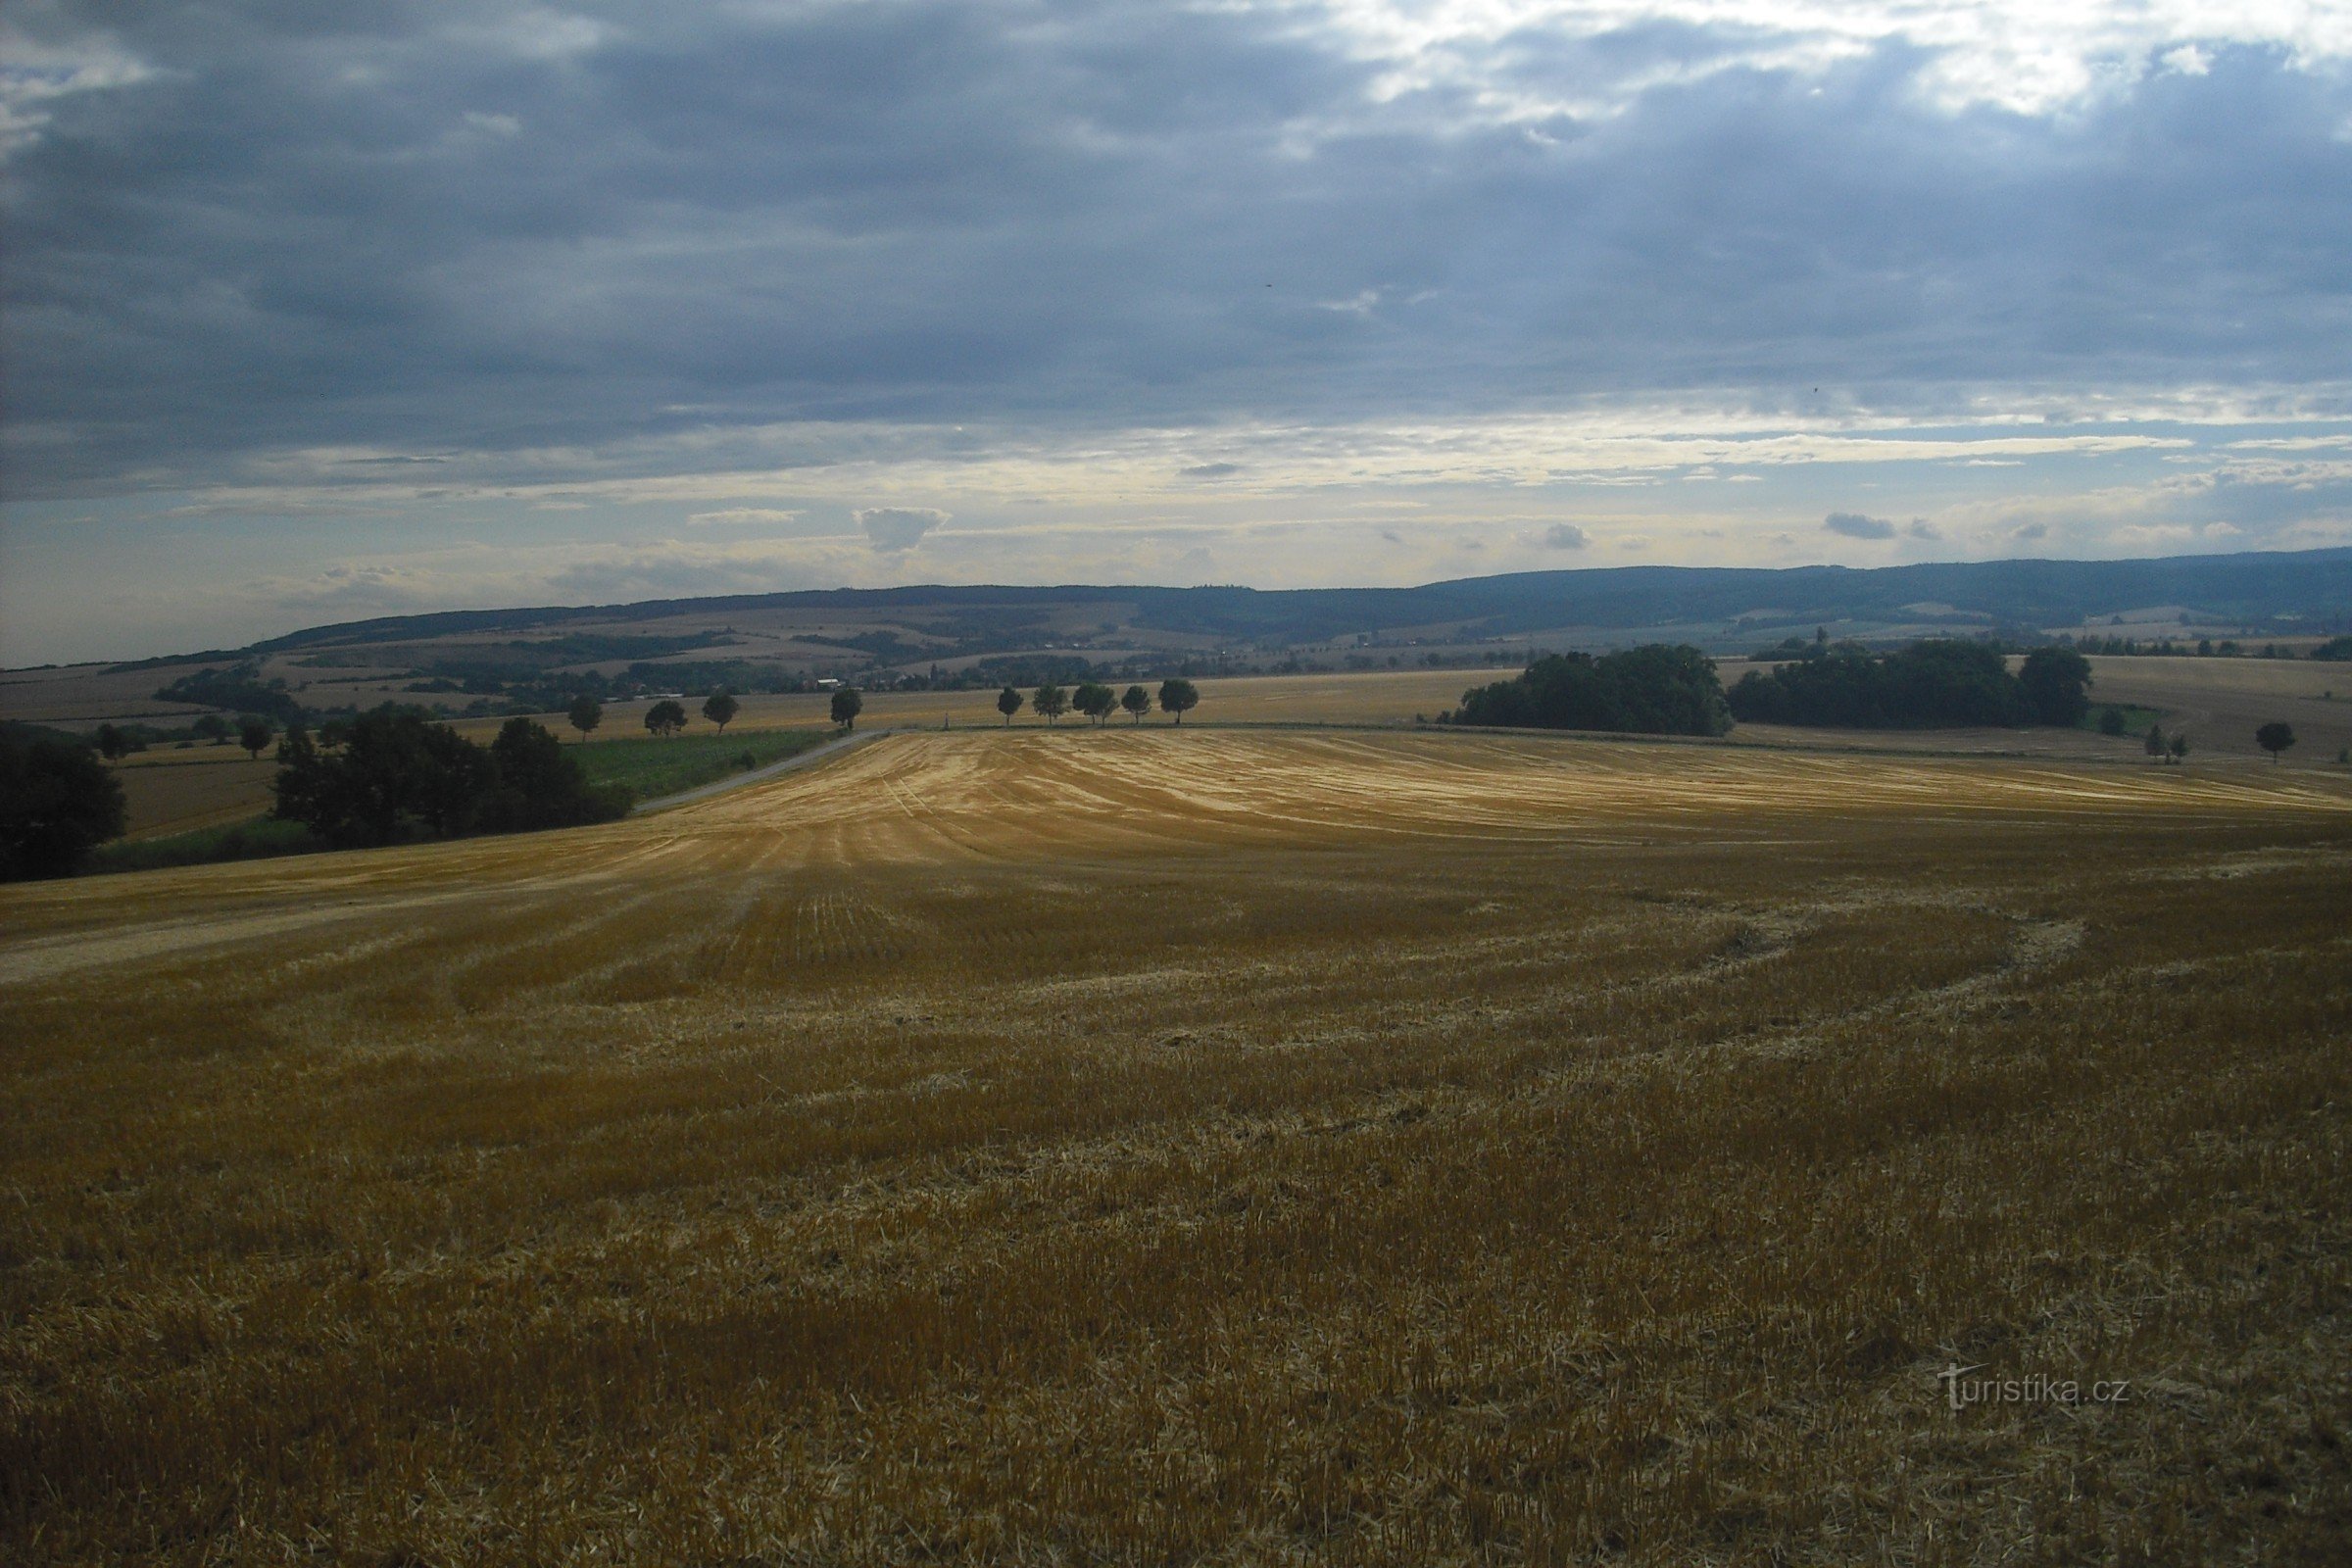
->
[{"left": 246, "top": 547, "right": 2352, "bottom": 658}]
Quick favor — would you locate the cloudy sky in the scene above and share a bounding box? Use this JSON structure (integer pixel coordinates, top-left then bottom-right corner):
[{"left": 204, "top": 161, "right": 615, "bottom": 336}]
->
[{"left": 5, "top": 1, "right": 2351, "bottom": 662}]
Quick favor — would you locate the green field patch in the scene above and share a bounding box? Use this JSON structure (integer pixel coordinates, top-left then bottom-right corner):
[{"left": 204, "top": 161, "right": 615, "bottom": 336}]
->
[
  {"left": 87, "top": 814, "right": 327, "bottom": 874},
  {"left": 574, "top": 726, "right": 839, "bottom": 801},
  {"left": 2080, "top": 703, "right": 2165, "bottom": 736}
]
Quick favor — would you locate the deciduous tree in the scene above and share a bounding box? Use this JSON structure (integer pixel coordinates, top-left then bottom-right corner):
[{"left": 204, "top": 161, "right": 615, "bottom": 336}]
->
[
  {"left": 831, "top": 688, "right": 863, "bottom": 730},
  {"left": 1032, "top": 683, "right": 1068, "bottom": 725},
  {"left": 1158, "top": 678, "right": 1200, "bottom": 724},
  {"left": 567, "top": 696, "right": 603, "bottom": 743},
  {"left": 645, "top": 700, "right": 688, "bottom": 737},
  {"left": 480, "top": 718, "right": 630, "bottom": 831},
  {"left": 2018, "top": 646, "right": 2095, "bottom": 727},
  {"left": 272, "top": 707, "right": 492, "bottom": 847},
  {"left": 2256, "top": 721, "right": 2296, "bottom": 763},
  {"left": 0, "top": 731, "right": 127, "bottom": 879},
  {"left": 1121, "top": 684, "right": 1151, "bottom": 724},
  {"left": 1073, "top": 681, "right": 1116, "bottom": 725},
  {"left": 997, "top": 686, "right": 1024, "bottom": 725}
]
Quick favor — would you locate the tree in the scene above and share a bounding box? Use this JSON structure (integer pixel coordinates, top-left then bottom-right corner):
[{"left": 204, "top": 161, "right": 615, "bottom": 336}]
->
[
  {"left": 479, "top": 718, "right": 631, "bottom": 831},
  {"left": 566, "top": 695, "right": 603, "bottom": 743},
  {"left": 831, "top": 687, "right": 863, "bottom": 730},
  {"left": 1726, "top": 640, "right": 2016, "bottom": 728},
  {"left": 273, "top": 707, "right": 622, "bottom": 848},
  {"left": 192, "top": 713, "right": 232, "bottom": 746},
  {"left": 1073, "top": 681, "right": 1116, "bottom": 726},
  {"left": 2018, "top": 646, "right": 2095, "bottom": 728},
  {"left": 1032, "top": 683, "right": 1068, "bottom": 725},
  {"left": 1121, "top": 684, "right": 1151, "bottom": 724},
  {"left": 2170, "top": 733, "right": 2189, "bottom": 763},
  {"left": 645, "top": 700, "right": 688, "bottom": 737},
  {"left": 997, "top": 685, "right": 1024, "bottom": 725},
  {"left": 238, "top": 717, "right": 275, "bottom": 760},
  {"left": 94, "top": 723, "right": 128, "bottom": 762},
  {"left": 2256, "top": 721, "right": 2296, "bottom": 763},
  {"left": 2144, "top": 722, "right": 2166, "bottom": 759},
  {"left": 1158, "top": 678, "right": 1200, "bottom": 724},
  {"left": 1460, "top": 647, "right": 1730, "bottom": 735},
  {"left": 271, "top": 706, "right": 495, "bottom": 847},
  {"left": 2098, "top": 706, "right": 2127, "bottom": 736},
  {"left": 702, "top": 690, "right": 740, "bottom": 733},
  {"left": 0, "top": 730, "right": 127, "bottom": 879}
]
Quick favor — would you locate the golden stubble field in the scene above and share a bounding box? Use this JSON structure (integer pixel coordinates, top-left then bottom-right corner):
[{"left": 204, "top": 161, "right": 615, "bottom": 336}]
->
[{"left": 5, "top": 731, "right": 2351, "bottom": 1564}]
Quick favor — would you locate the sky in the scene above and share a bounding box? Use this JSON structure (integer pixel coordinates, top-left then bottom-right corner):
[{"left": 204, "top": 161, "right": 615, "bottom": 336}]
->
[{"left": 4, "top": 1, "right": 2352, "bottom": 664}]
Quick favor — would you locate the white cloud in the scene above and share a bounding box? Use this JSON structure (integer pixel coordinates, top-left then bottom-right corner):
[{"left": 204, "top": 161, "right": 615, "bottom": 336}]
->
[
  {"left": 1309, "top": 2, "right": 2352, "bottom": 118},
  {"left": 685, "top": 507, "right": 803, "bottom": 528},
  {"left": 0, "top": 25, "right": 156, "bottom": 159},
  {"left": 855, "top": 506, "right": 950, "bottom": 552}
]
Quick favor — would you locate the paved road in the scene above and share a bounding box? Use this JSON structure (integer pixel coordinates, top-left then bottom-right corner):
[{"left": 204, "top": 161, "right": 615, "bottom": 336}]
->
[{"left": 630, "top": 727, "right": 894, "bottom": 815}]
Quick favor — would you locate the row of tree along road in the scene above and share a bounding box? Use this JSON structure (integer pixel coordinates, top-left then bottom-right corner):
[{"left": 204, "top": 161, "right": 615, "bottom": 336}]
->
[
  {"left": 546, "top": 679, "right": 1204, "bottom": 740},
  {"left": 998, "top": 680, "right": 1198, "bottom": 725}
]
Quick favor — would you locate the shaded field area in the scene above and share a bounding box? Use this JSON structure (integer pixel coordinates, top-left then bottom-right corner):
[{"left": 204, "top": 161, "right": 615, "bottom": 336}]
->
[
  {"left": 4, "top": 732, "right": 2350, "bottom": 1563},
  {"left": 106, "top": 749, "right": 280, "bottom": 840}
]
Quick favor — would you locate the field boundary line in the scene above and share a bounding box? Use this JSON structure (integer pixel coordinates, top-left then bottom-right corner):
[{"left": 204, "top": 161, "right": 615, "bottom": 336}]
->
[{"left": 629, "top": 727, "right": 896, "bottom": 814}]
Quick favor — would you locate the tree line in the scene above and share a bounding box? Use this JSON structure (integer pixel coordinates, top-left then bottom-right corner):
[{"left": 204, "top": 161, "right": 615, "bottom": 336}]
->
[
  {"left": 271, "top": 709, "right": 631, "bottom": 848},
  {"left": 1726, "top": 641, "right": 2093, "bottom": 729},
  {"left": 993, "top": 679, "right": 1198, "bottom": 726},
  {"left": 1446, "top": 647, "right": 1732, "bottom": 735}
]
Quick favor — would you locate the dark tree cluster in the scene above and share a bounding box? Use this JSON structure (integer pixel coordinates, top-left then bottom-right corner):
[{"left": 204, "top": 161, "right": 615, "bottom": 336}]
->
[
  {"left": 1726, "top": 642, "right": 2092, "bottom": 729},
  {"left": 1451, "top": 646, "right": 1731, "bottom": 736},
  {"left": 0, "top": 729, "right": 128, "bottom": 880},
  {"left": 272, "top": 708, "right": 629, "bottom": 849},
  {"left": 154, "top": 662, "right": 306, "bottom": 724}
]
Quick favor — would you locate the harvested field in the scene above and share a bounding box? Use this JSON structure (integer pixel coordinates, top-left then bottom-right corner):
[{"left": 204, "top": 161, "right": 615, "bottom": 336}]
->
[
  {"left": 106, "top": 749, "right": 283, "bottom": 839},
  {"left": 4, "top": 732, "right": 2350, "bottom": 1563},
  {"left": 46, "top": 661, "right": 2352, "bottom": 846},
  {"left": 2082, "top": 655, "right": 2352, "bottom": 759}
]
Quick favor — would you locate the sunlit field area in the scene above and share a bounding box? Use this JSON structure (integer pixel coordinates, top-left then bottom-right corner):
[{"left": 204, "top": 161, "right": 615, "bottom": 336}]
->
[
  {"left": 72, "top": 655, "right": 2352, "bottom": 843},
  {"left": 5, "top": 731, "right": 2351, "bottom": 1563}
]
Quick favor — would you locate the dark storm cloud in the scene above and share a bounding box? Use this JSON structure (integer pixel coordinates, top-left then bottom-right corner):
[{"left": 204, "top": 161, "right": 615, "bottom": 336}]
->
[
  {"left": 4, "top": 4, "right": 2351, "bottom": 497},
  {"left": 1825, "top": 512, "right": 1897, "bottom": 539}
]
